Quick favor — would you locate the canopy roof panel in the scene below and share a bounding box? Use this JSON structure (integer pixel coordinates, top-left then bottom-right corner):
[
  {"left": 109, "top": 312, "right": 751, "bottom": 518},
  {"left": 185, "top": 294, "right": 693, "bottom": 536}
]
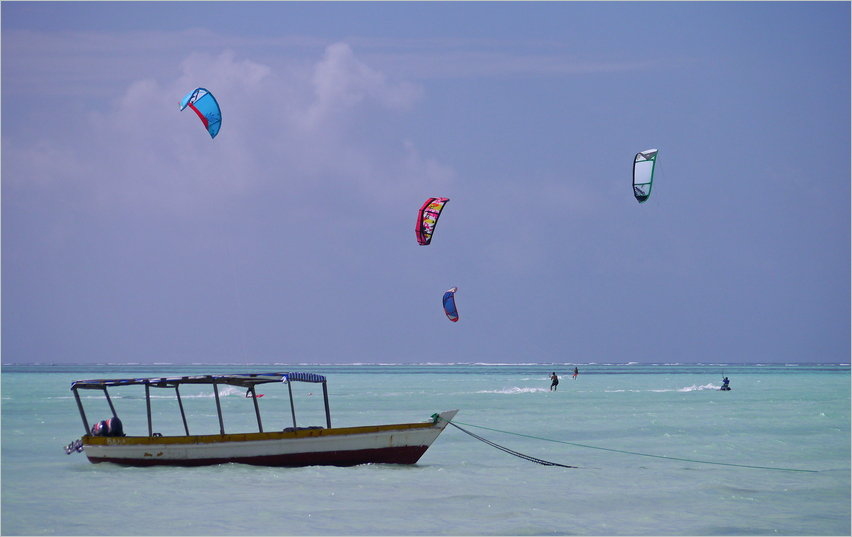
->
[{"left": 71, "top": 372, "right": 326, "bottom": 390}]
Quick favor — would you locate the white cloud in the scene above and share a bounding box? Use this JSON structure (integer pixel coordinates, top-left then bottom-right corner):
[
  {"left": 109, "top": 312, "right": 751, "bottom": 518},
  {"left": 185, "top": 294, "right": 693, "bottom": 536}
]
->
[
  {"left": 302, "top": 42, "right": 424, "bottom": 128},
  {"left": 175, "top": 50, "right": 272, "bottom": 98},
  {"left": 4, "top": 43, "right": 447, "bottom": 220}
]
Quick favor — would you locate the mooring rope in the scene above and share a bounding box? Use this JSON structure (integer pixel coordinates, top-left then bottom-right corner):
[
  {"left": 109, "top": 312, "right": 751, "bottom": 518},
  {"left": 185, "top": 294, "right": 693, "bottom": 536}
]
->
[
  {"left": 439, "top": 418, "right": 817, "bottom": 473},
  {"left": 445, "top": 421, "right": 576, "bottom": 468}
]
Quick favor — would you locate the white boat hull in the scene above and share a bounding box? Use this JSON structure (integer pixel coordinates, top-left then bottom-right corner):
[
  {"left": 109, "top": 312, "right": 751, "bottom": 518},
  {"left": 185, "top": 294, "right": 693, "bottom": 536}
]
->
[{"left": 82, "top": 410, "right": 458, "bottom": 467}]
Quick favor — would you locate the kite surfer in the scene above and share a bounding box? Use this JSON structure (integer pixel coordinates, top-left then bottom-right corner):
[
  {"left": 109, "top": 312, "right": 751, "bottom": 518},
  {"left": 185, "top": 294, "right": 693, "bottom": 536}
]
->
[
  {"left": 573, "top": 367, "right": 579, "bottom": 379},
  {"left": 550, "top": 372, "right": 559, "bottom": 391}
]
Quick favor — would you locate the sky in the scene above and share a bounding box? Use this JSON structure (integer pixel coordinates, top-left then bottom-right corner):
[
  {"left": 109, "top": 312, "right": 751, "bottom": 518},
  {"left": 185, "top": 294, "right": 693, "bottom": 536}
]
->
[{"left": 2, "top": 2, "right": 849, "bottom": 365}]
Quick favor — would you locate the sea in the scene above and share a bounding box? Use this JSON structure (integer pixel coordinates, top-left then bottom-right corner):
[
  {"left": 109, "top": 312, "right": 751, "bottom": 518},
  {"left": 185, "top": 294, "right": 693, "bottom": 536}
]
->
[{"left": 2, "top": 362, "right": 849, "bottom": 536}]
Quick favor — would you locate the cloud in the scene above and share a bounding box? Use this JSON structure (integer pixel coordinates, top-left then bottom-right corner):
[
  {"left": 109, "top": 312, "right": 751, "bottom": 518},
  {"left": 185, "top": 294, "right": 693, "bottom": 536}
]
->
[
  {"left": 307, "top": 42, "right": 423, "bottom": 120},
  {"left": 285, "top": 43, "right": 434, "bottom": 205},
  {"left": 175, "top": 49, "right": 272, "bottom": 96},
  {"left": 4, "top": 43, "right": 443, "bottom": 220}
]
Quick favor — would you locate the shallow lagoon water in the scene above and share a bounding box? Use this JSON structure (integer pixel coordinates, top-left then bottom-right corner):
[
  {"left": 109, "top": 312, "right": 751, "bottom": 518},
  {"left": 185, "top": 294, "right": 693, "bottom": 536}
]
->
[{"left": 2, "top": 363, "right": 849, "bottom": 535}]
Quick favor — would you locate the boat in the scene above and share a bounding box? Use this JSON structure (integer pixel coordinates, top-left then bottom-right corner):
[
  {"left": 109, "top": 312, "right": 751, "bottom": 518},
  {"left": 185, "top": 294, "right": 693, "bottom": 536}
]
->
[{"left": 65, "top": 371, "right": 458, "bottom": 467}]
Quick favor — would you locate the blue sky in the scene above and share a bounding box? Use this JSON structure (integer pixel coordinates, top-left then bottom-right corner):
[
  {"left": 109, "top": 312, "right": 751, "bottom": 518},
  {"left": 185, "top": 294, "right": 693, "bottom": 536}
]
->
[{"left": 3, "top": 2, "right": 849, "bottom": 365}]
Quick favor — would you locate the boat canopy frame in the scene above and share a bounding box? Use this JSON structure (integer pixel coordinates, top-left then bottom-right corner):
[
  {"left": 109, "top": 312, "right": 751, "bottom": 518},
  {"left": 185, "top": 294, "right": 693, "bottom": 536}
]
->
[{"left": 71, "top": 372, "right": 331, "bottom": 437}]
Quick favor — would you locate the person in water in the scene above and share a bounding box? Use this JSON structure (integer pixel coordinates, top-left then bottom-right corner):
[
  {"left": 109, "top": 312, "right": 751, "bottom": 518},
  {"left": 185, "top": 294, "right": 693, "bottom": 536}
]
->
[
  {"left": 722, "top": 377, "right": 730, "bottom": 389},
  {"left": 550, "top": 372, "right": 559, "bottom": 391},
  {"left": 573, "top": 367, "right": 579, "bottom": 379}
]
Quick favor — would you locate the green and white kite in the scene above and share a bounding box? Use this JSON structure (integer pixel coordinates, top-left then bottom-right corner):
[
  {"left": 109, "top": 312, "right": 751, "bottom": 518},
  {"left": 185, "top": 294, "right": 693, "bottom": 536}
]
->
[{"left": 633, "top": 149, "right": 658, "bottom": 203}]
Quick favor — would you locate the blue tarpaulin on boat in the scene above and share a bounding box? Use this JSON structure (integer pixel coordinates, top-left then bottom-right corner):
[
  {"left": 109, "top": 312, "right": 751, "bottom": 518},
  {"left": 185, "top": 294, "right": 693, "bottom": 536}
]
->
[{"left": 285, "top": 372, "right": 327, "bottom": 383}]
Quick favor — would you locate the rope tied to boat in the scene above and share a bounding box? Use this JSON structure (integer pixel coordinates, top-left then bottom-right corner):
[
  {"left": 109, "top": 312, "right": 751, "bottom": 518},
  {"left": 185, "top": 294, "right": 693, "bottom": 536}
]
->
[
  {"left": 435, "top": 416, "right": 818, "bottom": 473},
  {"left": 433, "top": 414, "right": 576, "bottom": 468}
]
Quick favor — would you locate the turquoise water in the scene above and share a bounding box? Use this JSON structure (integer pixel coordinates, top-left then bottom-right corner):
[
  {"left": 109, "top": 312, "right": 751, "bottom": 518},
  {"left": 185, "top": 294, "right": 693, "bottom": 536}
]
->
[{"left": 2, "top": 363, "right": 849, "bottom": 535}]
